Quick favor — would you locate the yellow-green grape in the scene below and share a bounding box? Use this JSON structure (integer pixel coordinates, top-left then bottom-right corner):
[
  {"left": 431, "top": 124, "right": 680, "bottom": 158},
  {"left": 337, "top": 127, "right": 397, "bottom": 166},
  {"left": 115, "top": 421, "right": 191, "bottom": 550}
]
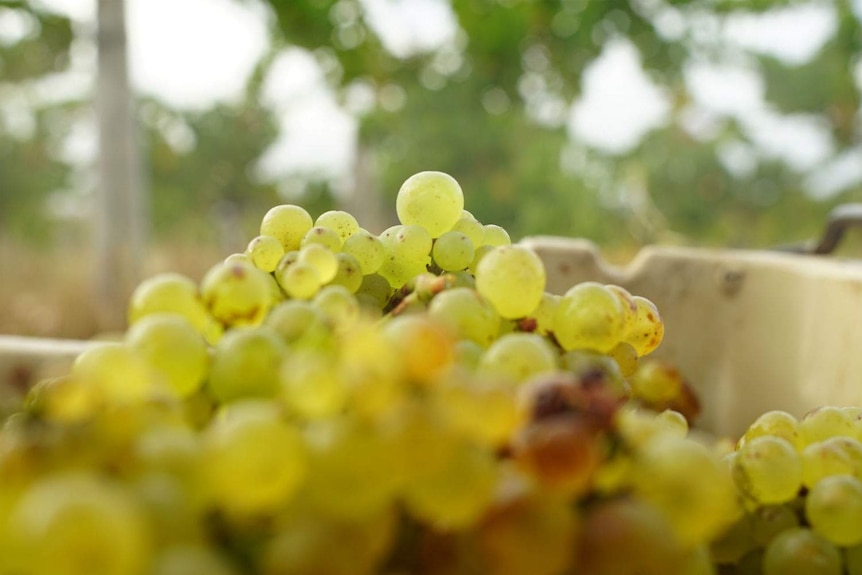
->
[
  {"left": 6, "top": 473, "right": 149, "bottom": 575},
  {"left": 476, "top": 494, "right": 578, "bottom": 575},
  {"left": 741, "top": 410, "right": 801, "bottom": 450},
  {"left": 134, "top": 422, "right": 200, "bottom": 477},
  {"left": 750, "top": 504, "right": 800, "bottom": 547},
  {"left": 454, "top": 339, "right": 484, "bottom": 370},
  {"left": 148, "top": 545, "right": 240, "bottom": 575},
  {"left": 450, "top": 213, "right": 485, "bottom": 245},
  {"left": 265, "top": 300, "right": 332, "bottom": 349},
  {"left": 800, "top": 406, "right": 857, "bottom": 446},
  {"left": 763, "top": 527, "right": 842, "bottom": 575},
  {"left": 328, "top": 252, "right": 363, "bottom": 293},
  {"left": 246, "top": 234, "right": 284, "bottom": 273},
  {"left": 733, "top": 435, "right": 803, "bottom": 505},
  {"left": 302, "top": 416, "right": 401, "bottom": 520},
  {"left": 432, "top": 230, "right": 475, "bottom": 271},
  {"left": 656, "top": 409, "right": 689, "bottom": 438},
  {"left": 629, "top": 360, "right": 683, "bottom": 405},
  {"left": 553, "top": 282, "right": 627, "bottom": 354},
  {"left": 531, "top": 292, "right": 560, "bottom": 336},
  {"left": 606, "top": 284, "right": 639, "bottom": 330},
  {"left": 72, "top": 342, "right": 156, "bottom": 403},
  {"left": 434, "top": 375, "right": 520, "bottom": 447},
  {"left": 468, "top": 244, "right": 495, "bottom": 275},
  {"left": 313, "top": 285, "right": 360, "bottom": 332},
  {"left": 396, "top": 170, "right": 464, "bottom": 238},
  {"left": 402, "top": 441, "right": 497, "bottom": 529},
  {"left": 710, "top": 515, "right": 757, "bottom": 565},
  {"left": 201, "top": 261, "right": 273, "bottom": 327},
  {"left": 482, "top": 224, "right": 511, "bottom": 246},
  {"left": 207, "top": 326, "right": 286, "bottom": 402},
  {"left": 127, "top": 272, "right": 211, "bottom": 334},
  {"left": 382, "top": 223, "right": 433, "bottom": 260},
  {"left": 203, "top": 400, "right": 306, "bottom": 515},
  {"left": 623, "top": 295, "right": 664, "bottom": 356},
  {"left": 478, "top": 332, "right": 558, "bottom": 383},
  {"left": 341, "top": 229, "right": 385, "bottom": 274},
  {"left": 315, "top": 209, "right": 360, "bottom": 241},
  {"left": 260, "top": 204, "right": 314, "bottom": 252},
  {"left": 805, "top": 474, "right": 862, "bottom": 546},
  {"left": 297, "top": 243, "right": 338, "bottom": 284},
  {"left": 633, "top": 435, "right": 739, "bottom": 546},
  {"left": 24, "top": 375, "right": 101, "bottom": 423},
  {"left": 427, "top": 287, "right": 501, "bottom": 347},
  {"left": 280, "top": 350, "right": 348, "bottom": 420},
  {"left": 277, "top": 261, "right": 322, "bottom": 300},
  {"left": 801, "top": 437, "right": 862, "bottom": 487},
  {"left": 475, "top": 245, "right": 546, "bottom": 319},
  {"left": 301, "top": 225, "right": 343, "bottom": 252},
  {"left": 125, "top": 313, "right": 209, "bottom": 398},
  {"left": 275, "top": 250, "right": 300, "bottom": 273},
  {"left": 356, "top": 273, "right": 393, "bottom": 311},
  {"left": 608, "top": 342, "right": 639, "bottom": 377},
  {"left": 382, "top": 314, "right": 455, "bottom": 384},
  {"left": 224, "top": 252, "right": 250, "bottom": 265}
]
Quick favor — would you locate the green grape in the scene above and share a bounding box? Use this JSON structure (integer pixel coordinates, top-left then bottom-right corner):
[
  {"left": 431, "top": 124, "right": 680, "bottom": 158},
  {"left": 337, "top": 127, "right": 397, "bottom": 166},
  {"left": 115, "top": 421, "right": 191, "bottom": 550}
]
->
[
  {"left": 454, "top": 339, "right": 484, "bottom": 370},
  {"left": 733, "top": 435, "right": 803, "bottom": 505},
  {"left": 801, "top": 436, "right": 862, "bottom": 487},
  {"left": 750, "top": 504, "right": 800, "bottom": 546},
  {"left": 72, "top": 342, "right": 156, "bottom": 403},
  {"left": 800, "top": 406, "right": 857, "bottom": 446},
  {"left": 382, "top": 223, "right": 433, "bottom": 261},
  {"left": 554, "top": 282, "right": 627, "bottom": 354},
  {"left": 434, "top": 373, "right": 520, "bottom": 446},
  {"left": 202, "top": 400, "right": 306, "bottom": 515},
  {"left": 265, "top": 300, "right": 332, "bottom": 349},
  {"left": 427, "top": 287, "right": 501, "bottom": 347},
  {"left": 313, "top": 285, "right": 360, "bottom": 332},
  {"left": 315, "top": 209, "right": 360, "bottom": 241},
  {"left": 762, "top": 527, "right": 841, "bottom": 575},
  {"left": 608, "top": 341, "right": 639, "bottom": 377},
  {"left": 126, "top": 313, "right": 209, "bottom": 398},
  {"left": 377, "top": 248, "right": 429, "bottom": 289},
  {"left": 475, "top": 245, "right": 546, "bottom": 319},
  {"left": 201, "top": 261, "right": 273, "bottom": 327},
  {"left": 469, "top": 243, "right": 495, "bottom": 275},
  {"left": 805, "top": 474, "right": 862, "bottom": 546},
  {"left": 207, "top": 326, "right": 286, "bottom": 402},
  {"left": 276, "top": 261, "right": 322, "bottom": 300},
  {"left": 482, "top": 224, "right": 511, "bottom": 246},
  {"left": 224, "top": 252, "right": 250, "bottom": 265},
  {"left": 246, "top": 234, "right": 285, "bottom": 273},
  {"left": 6, "top": 472, "right": 149, "bottom": 575},
  {"left": 606, "top": 284, "right": 639, "bottom": 330},
  {"left": 280, "top": 350, "right": 348, "bottom": 419},
  {"left": 382, "top": 314, "right": 455, "bottom": 383},
  {"left": 531, "top": 292, "right": 560, "bottom": 336},
  {"left": 396, "top": 170, "right": 464, "bottom": 237},
  {"left": 148, "top": 545, "right": 240, "bottom": 575},
  {"left": 356, "top": 273, "right": 393, "bottom": 310},
  {"left": 341, "top": 229, "right": 385, "bottom": 274},
  {"left": 134, "top": 422, "right": 200, "bottom": 477},
  {"left": 629, "top": 359, "right": 684, "bottom": 405},
  {"left": 260, "top": 204, "right": 314, "bottom": 252},
  {"left": 127, "top": 272, "right": 211, "bottom": 334},
  {"left": 710, "top": 515, "right": 756, "bottom": 565},
  {"left": 741, "top": 410, "right": 801, "bottom": 450},
  {"left": 478, "top": 332, "right": 558, "bottom": 383},
  {"left": 624, "top": 295, "right": 665, "bottom": 356},
  {"left": 432, "top": 230, "right": 475, "bottom": 271},
  {"left": 301, "top": 225, "right": 343, "bottom": 251},
  {"left": 656, "top": 409, "right": 689, "bottom": 437},
  {"left": 297, "top": 243, "right": 338, "bottom": 284},
  {"left": 328, "top": 252, "right": 363, "bottom": 293},
  {"left": 275, "top": 249, "right": 300, "bottom": 273},
  {"left": 450, "top": 213, "right": 485, "bottom": 245}
]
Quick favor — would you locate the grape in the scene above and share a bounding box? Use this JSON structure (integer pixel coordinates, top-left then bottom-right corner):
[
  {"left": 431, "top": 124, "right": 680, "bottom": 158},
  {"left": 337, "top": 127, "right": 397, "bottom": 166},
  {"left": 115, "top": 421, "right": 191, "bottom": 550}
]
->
[
  {"left": 328, "top": 252, "right": 363, "bottom": 293},
  {"left": 312, "top": 285, "right": 360, "bottom": 332},
  {"left": 478, "top": 332, "right": 558, "bottom": 383},
  {"left": 475, "top": 245, "right": 546, "bottom": 319},
  {"left": 246, "top": 234, "right": 284, "bottom": 273},
  {"left": 260, "top": 204, "right": 314, "bottom": 251},
  {"left": 127, "top": 272, "right": 211, "bottom": 335},
  {"left": 801, "top": 436, "right": 862, "bottom": 487},
  {"left": 356, "top": 273, "right": 393, "bottom": 310},
  {"left": 531, "top": 292, "right": 560, "bottom": 336},
  {"left": 805, "top": 474, "right": 862, "bottom": 546},
  {"left": 432, "top": 230, "right": 475, "bottom": 271},
  {"left": 126, "top": 313, "right": 209, "bottom": 397},
  {"left": 297, "top": 243, "right": 338, "bottom": 284},
  {"left": 762, "top": 527, "right": 841, "bottom": 575},
  {"left": 625, "top": 296, "right": 665, "bottom": 356},
  {"left": 301, "top": 225, "right": 343, "bottom": 251},
  {"left": 482, "top": 224, "right": 511, "bottom": 246},
  {"left": 750, "top": 504, "right": 800, "bottom": 546},
  {"left": 382, "top": 314, "right": 455, "bottom": 384},
  {"left": 265, "top": 300, "right": 332, "bottom": 349},
  {"left": 656, "top": 409, "right": 689, "bottom": 437},
  {"left": 276, "top": 261, "right": 322, "bottom": 300},
  {"left": 72, "top": 342, "right": 156, "bottom": 403},
  {"left": 342, "top": 229, "right": 385, "bottom": 274},
  {"left": 202, "top": 400, "right": 306, "bottom": 515},
  {"left": 201, "top": 261, "right": 273, "bottom": 327},
  {"left": 427, "top": 287, "right": 501, "bottom": 347},
  {"left": 207, "top": 326, "right": 286, "bottom": 402},
  {"left": 554, "top": 282, "right": 628, "bottom": 354},
  {"left": 450, "top": 213, "right": 485, "bottom": 245},
  {"left": 224, "top": 252, "right": 250, "bottom": 265},
  {"left": 800, "top": 406, "right": 857, "bottom": 446},
  {"left": 608, "top": 341, "right": 639, "bottom": 377},
  {"left": 280, "top": 350, "right": 348, "bottom": 419},
  {"left": 733, "top": 435, "right": 803, "bottom": 505},
  {"left": 396, "top": 171, "right": 464, "bottom": 237},
  {"left": 315, "top": 210, "right": 360, "bottom": 241},
  {"left": 381, "top": 223, "right": 433, "bottom": 261},
  {"left": 469, "top": 243, "right": 495, "bottom": 275},
  {"left": 741, "top": 410, "right": 801, "bottom": 450},
  {"left": 629, "top": 360, "right": 684, "bottom": 405},
  {"left": 434, "top": 373, "right": 520, "bottom": 446}
]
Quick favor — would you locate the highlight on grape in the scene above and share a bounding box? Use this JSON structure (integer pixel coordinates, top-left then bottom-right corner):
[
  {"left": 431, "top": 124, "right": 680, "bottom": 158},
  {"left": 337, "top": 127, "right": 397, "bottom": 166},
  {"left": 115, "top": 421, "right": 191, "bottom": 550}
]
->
[{"left": 1, "top": 170, "right": 860, "bottom": 575}]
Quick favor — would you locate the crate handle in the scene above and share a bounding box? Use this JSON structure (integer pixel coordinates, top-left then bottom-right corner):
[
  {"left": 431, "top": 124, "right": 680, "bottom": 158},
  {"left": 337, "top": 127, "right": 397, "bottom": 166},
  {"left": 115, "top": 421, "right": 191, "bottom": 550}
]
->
[{"left": 777, "top": 204, "right": 862, "bottom": 255}]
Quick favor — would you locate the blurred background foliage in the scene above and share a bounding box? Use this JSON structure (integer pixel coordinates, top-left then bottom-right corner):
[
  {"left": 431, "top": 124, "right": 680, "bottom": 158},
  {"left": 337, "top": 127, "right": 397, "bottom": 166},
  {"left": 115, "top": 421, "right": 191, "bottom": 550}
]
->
[{"left": 1, "top": 0, "right": 861, "bottom": 336}]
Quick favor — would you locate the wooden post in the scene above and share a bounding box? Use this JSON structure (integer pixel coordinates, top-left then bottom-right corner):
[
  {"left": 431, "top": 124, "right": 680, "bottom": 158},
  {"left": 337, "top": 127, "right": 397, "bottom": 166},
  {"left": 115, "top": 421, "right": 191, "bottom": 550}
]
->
[{"left": 95, "top": 0, "right": 145, "bottom": 331}]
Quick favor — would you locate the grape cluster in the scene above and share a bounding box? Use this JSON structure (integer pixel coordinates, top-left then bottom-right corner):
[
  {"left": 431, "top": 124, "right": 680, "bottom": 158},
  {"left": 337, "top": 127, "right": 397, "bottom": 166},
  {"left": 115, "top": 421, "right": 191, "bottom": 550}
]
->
[{"left": 0, "top": 169, "right": 843, "bottom": 575}]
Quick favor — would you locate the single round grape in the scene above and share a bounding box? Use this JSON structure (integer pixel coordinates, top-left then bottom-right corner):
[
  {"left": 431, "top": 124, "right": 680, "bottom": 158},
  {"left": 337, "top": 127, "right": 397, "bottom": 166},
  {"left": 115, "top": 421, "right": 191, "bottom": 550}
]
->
[
  {"left": 432, "top": 230, "right": 475, "bottom": 271},
  {"left": 260, "top": 204, "right": 314, "bottom": 252},
  {"left": 315, "top": 210, "right": 360, "bottom": 241},
  {"left": 201, "top": 261, "right": 273, "bottom": 327},
  {"left": 741, "top": 410, "right": 801, "bottom": 450},
  {"left": 450, "top": 214, "right": 485, "bottom": 245},
  {"left": 805, "top": 474, "right": 862, "bottom": 546},
  {"left": 382, "top": 314, "right": 455, "bottom": 383},
  {"left": 750, "top": 504, "right": 800, "bottom": 546},
  {"left": 733, "top": 435, "right": 803, "bottom": 505},
  {"left": 342, "top": 229, "right": 385, "bottom": 274},
  {"left": 629, "top": 360, "right": 683, "bottom": 405},
  {"left": 475, "top": 245, "right": 546, "bottom": 319},
  {"left": 356, "top": 273, "right": 393, "bottom": 310},
  {"left": 427, "top": 287, "right": 501, "bottom": 347},
  {"left": 763, "top": 527, "right": 842, "bottom": 575},
  {"left": 301, "top": 225, "right": 343, "bottom": 252},
  {"left": 482, "top": 224, "right": 511, "bottom": 246},
  {"left": 655, "top": 409, "right": 689, "bottom": 438},
  {"left": 126, "top": 313, "right": 209, "bottom": 397},
  {"left": 328, "top": 252, "right": 363, "bottom": 293},
  {"left": 530, "top": 292, "right": 560, "bottom": 336},
  {"left": 396, "top": 171, "right": 464, "bottom": 237},
  {"left": 298, "top": 243, "right": 339, "bottom": 284},
  {"left": 277, "top": 261, "right": 323, "bottom": 300},
  {"left": 246, "top": 234, "right": 284, "bottom": 273},
  {"left": 478, "top": 332, "right": 558, "bottom": 383},
  {"left": 265, "top": 299, "right": 332, "bottom": 349},
  {"left": 127, "top": 272, "right": 211, "bottom": 334},
  {"left": 72, "top": 342, "right": 155, "bottom": 403},
  {"left": 381, "top": 223, "right": 433, "bottom": 261},
  {"left": 208, "top": 326, "right": 286, "bottom": 402},
  {"left": 623, "top": 295, "right": 664, "bottom": 356},
  {"left": 801, "top": 436, "right": 862, "bottom": 488},
  {"left": 554, "top": 282, "right": 627, "bottom": 354},
  {"left": 608, "top": 342, "right": 639, "bottom": 377},
  {"left": 224, "top": 252, "right": 250, "bottom": 265},
  {"left": 435, "top": 375, "right": 519, "bottom": 446},
  {"left": 313, "top": 285, "right": 360, "bottom": 332},
  {"left": 800, "top": 406, "right": 857, "bottom": 446}
]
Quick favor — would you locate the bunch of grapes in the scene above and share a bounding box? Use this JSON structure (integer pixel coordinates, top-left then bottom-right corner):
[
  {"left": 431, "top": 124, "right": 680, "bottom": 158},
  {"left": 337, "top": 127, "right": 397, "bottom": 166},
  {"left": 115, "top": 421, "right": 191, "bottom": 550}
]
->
[{"left": 0, "top": 169, "right": 843, "bottom": 575}]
